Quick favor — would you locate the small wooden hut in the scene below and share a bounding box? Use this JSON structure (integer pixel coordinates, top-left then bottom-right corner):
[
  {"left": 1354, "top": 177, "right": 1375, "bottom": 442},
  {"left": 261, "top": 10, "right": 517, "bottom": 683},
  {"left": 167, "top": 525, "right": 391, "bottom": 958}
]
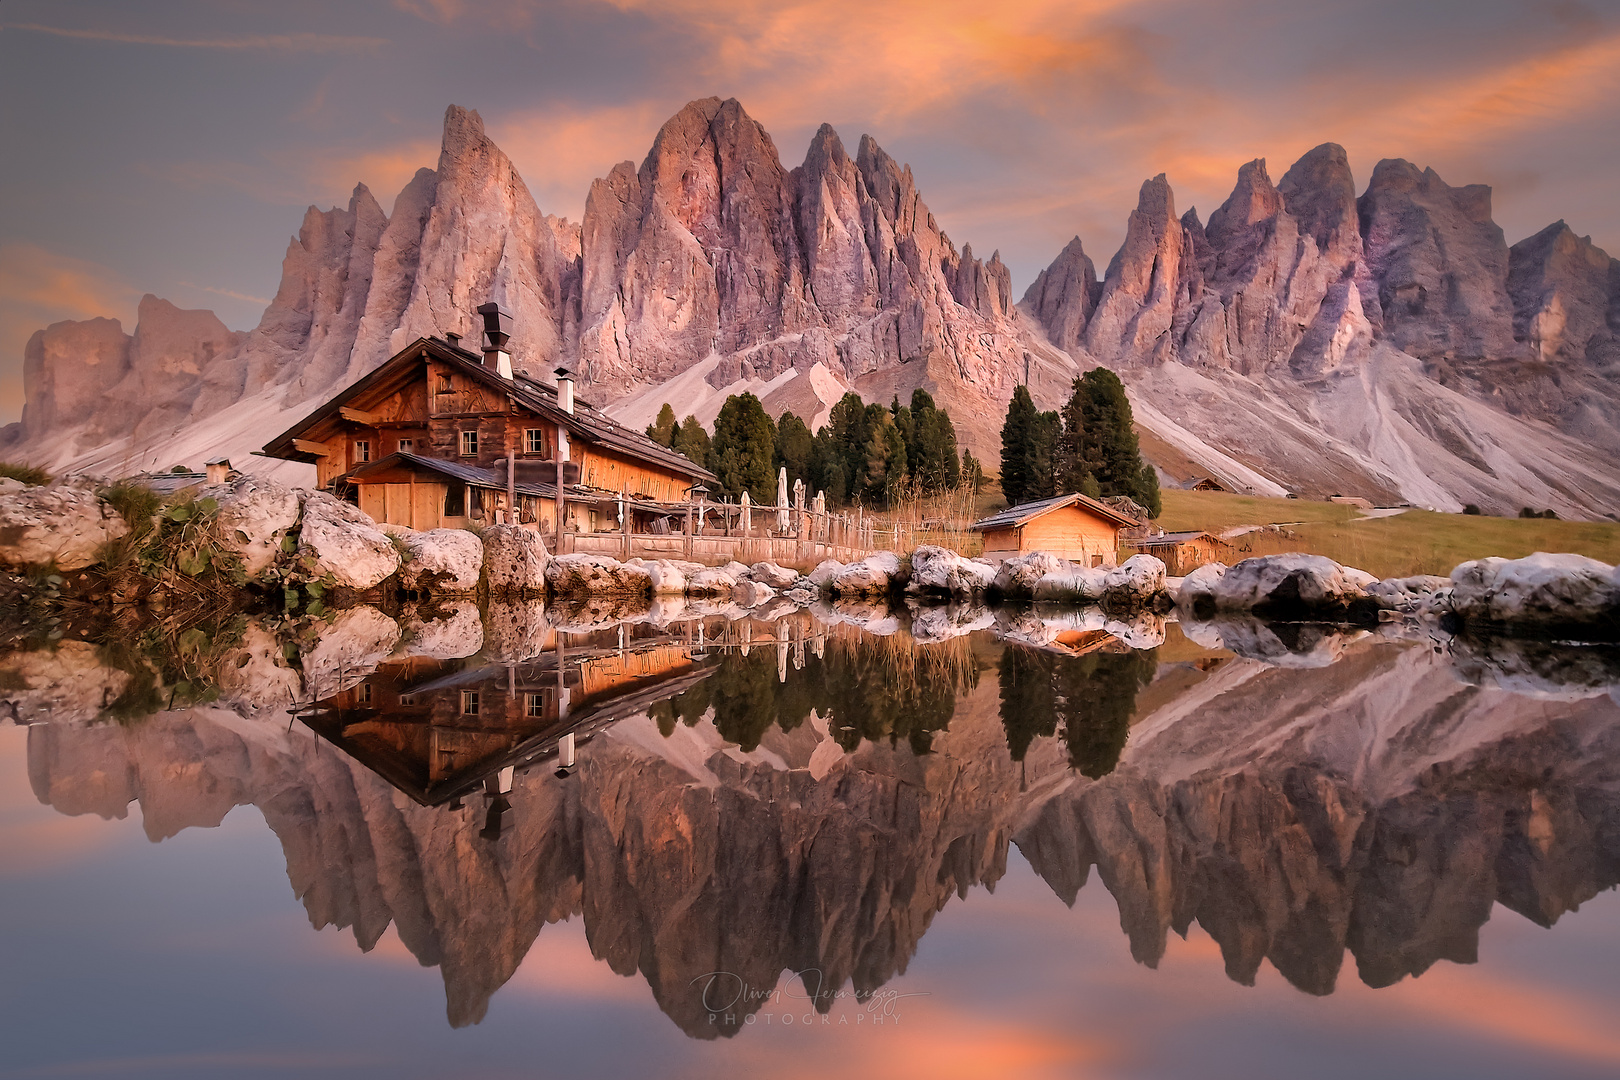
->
[{"left": 971, "top": 493, "right": 1138, "bottom": 566}]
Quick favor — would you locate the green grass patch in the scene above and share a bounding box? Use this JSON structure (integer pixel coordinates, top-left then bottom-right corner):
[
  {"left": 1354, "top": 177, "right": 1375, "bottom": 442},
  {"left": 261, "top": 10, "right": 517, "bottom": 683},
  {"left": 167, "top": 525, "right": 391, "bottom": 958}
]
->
[
  {"left": 0, "top": 461, "right": 49, "bottom": 486},
  {"left": 1162, "top": 490, "right": 1620, "bottom": 578}
]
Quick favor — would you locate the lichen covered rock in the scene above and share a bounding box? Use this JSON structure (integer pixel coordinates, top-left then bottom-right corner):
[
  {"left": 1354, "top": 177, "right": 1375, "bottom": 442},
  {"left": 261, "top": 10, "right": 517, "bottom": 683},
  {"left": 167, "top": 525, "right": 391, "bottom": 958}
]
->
[
  {"left": 1209, "top": 553, "right": 1378, "bottom": 621},
  {"left": 482, "top": 526, "right": 549, "bottom": 594},
  {"left": 398, "top": 528, "right": 483, "bottom": 593},
  {"left": 831, "top": 551, "right": 903, "bottom": 596},
  {"left": 1449, "top": 553, "right": 1620, "bottom": 631},
  {"left": 297, "top": 492, "right": 399, "bottom": 590},
  {"left": 0, "top": 480, "right": 128, "bottom": 571},
  {"left": 544, "top": 553, "right": 652, "bottom": 597},
  {"left": 992, "top": 551, "right": 1068, "bottom": 599},
  {"left": 205, "top": 476, "right": 300, "bottom": 577},
  {"left": 1102, "top": 554, "right": 1167, "bottom": 611},
  {"left": 909, "top": 545, "right": 996, "bottom": 597}
]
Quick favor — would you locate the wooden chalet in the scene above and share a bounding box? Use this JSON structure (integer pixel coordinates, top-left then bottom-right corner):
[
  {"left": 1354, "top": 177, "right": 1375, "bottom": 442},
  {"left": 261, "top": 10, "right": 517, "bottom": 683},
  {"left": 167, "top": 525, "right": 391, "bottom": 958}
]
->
[
  {"left": 1122, "top": 530, "right": 1228, "bottom": 576},
  {"left": 301, "top": 626, "right": 710, "bottom": 811},
  {"left": 971, "top": 492, "right": 1139, "bottom": 566},
  {"left": 261, "top": 306, "right": 716, "bottom": 538}
]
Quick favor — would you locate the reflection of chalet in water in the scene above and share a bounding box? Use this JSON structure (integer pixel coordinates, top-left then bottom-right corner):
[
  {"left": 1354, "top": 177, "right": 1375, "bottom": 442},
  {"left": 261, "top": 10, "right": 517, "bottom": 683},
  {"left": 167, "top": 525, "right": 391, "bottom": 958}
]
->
[
  {"left": 262, "top": 304, "right": 716, "bottom": 538},
  {"left": 299, "top": 628, "right": 712, "bottom": 818}
]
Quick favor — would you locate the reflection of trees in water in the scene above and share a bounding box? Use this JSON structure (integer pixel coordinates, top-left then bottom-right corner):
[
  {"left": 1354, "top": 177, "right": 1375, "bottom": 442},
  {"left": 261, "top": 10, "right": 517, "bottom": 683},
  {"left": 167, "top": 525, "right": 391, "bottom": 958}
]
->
[
  {"left": 998, "top": 644, "right": 1158, "bottom": 777},
  {"left": 648, "top": 632, "right": 979, "bottom": 754}
]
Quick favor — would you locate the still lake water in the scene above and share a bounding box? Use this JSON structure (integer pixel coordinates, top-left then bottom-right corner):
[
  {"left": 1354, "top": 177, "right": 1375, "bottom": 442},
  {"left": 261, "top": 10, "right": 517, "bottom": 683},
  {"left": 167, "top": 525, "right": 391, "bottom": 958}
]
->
[{"left": 3, "top": 598, "right": 1619, "bottom": 1079}]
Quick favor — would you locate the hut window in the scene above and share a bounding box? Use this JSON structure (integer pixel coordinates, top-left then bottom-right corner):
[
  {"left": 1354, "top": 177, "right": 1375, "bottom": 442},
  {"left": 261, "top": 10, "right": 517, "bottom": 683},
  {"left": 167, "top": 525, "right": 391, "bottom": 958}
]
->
[
  {"left": 399, "top": 693, "right": 417, "bottom": 706},
  {"left": 525, "top": 693, "right": 544, "bottom": 718},
  {"left": 525, "top": 428, "right": 545, "bottom": 455},
  {"left": 397, "top": 438, "right": 414, "bottom": 454},
  {"left": 460, "top": 429, "right": 478, "bottom": 457},
  {"left": 437, "top": 373, "right": 453, "bottom": 393},
  {"left": 460, "top": 690, "right": 480, "bottom": 716},
  {"left": 357, "top": 683, "right": 372, "bottom": 705},
  {"left": 444, "top": 484, "right": 466, "bottom": 517},
  {"left": 354, "top": 440, "right": 371, "bottom": 463}
]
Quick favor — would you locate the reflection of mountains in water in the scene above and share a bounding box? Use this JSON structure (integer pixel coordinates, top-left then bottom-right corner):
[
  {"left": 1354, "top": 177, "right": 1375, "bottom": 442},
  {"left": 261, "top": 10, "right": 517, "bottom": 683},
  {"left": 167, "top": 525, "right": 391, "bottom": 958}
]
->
[{"left": 15, "top": 604, "right": 1620, "bottom": 1036}]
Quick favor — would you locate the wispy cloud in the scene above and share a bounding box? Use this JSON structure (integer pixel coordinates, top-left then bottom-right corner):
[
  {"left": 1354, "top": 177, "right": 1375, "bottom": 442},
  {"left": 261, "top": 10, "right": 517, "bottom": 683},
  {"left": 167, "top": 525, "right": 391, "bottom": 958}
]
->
[
  {"left": 179, "top": 282, "right": 271, "bottom": 306},
  {"left": 0, "top": 22, "right": 386, "bottom": 52}
]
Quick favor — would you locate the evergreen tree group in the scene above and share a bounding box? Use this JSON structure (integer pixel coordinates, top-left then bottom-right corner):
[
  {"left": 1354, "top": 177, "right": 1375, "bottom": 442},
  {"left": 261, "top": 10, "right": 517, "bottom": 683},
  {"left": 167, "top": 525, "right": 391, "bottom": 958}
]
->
[
  {"left": 998, "top": 368, "right": 1160, "bottom": 516},
  {"left": 645, "top": 387, "right": 968, "bottom": 508}
]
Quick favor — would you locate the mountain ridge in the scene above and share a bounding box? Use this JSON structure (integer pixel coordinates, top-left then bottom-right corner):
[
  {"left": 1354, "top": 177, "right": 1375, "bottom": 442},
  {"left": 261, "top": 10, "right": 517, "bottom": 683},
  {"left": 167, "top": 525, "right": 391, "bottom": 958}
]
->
[{"left": 5, "top": 98, "right": 1619, "bottom": 516}]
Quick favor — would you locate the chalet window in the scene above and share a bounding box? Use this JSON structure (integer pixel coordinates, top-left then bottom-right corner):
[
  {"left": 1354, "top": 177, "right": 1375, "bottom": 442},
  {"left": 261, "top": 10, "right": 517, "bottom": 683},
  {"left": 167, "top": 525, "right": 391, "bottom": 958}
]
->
[
  {"left": 525, "top": 428, "right": 545, "bottom": 455},
  {"left": 460, "top": 429, "right": 478, "bottom": 457},
  {"left": 357, "top": 683, "right": 372, "bottom": 705},
  {"left": 397, "top": 438, "right": 414, "bottom": 454},
  {"left": 399, "top": 693, "right": 417, "bottom": 706},
  {"left": 444, "top": 484, "right": 466, "bottom": 517},
  {"left": 525, "top": 693, "right": 544, "bottom": 718},
  {"left": 436, "top": 373, "right": 453, "bottom": 393},
  {"left": 354, "top": 440, "right": 371, "bottom": 463},
  {"left": 461, "top": 690, "right": 480, "bottom": 716}
]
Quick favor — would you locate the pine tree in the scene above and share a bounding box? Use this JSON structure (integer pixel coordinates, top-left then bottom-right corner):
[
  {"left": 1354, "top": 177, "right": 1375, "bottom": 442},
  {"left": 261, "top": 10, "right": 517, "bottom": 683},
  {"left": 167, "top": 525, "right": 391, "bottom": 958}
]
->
[
  {"left": 671, "top": 415, "right": 711, "bottom": 468},
  {"left": 774, "top": 411, "right": 813, "bottom": 491},
  {"left": 646, "top": 403, "right": 677, "bottom": 447},
  {"left": 711, "top": 394, "right": 776, "bottom": 502},
  {"left": 1000, "top": 385, "right": 1038, "bottom": 505},
  {"left": 1055, "top": 367, "right": 1160, "bottom": 517},
  {"left": 961, "top": 450, "right": 985, "bottom": 494}
]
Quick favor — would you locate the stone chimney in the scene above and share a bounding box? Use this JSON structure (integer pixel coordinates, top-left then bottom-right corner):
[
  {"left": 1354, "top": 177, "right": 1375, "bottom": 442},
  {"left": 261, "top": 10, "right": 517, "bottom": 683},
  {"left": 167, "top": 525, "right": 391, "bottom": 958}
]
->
[
  {"left": 554, "top": 366, "right": 575, "bottom": 414},
  {"left": 476, "top": 301, "right": 514, "bottom": 380}
]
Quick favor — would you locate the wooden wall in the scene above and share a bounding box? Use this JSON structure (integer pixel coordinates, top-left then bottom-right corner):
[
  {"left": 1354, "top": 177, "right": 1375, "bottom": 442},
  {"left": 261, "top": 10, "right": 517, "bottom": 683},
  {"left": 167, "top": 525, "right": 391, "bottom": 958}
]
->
[{"left": 979, "top": 507, "right": 1121, "bottom": 566}]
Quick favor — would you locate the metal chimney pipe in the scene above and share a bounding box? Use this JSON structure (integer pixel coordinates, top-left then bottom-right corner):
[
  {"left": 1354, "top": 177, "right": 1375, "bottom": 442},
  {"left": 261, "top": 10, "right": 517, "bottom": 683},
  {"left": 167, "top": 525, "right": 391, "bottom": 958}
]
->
[
  {"left": 554, "top": 366, "right": 574, "bottom": 415},
  {"left": 476, "top": 302, "right": 514, "bottom": 380}
]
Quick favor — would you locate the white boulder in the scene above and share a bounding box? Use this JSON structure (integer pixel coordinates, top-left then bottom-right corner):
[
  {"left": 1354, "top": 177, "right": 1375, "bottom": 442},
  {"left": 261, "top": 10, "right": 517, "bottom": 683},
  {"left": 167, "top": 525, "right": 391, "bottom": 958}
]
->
[
  {"left": 643, "top": 559, "right": 703, "bottom": 596},
  {"left": 992, "top": 551, "right": 1068, "bottom": 598},
  {"left": 807, "top": 559, "right": 845, "bottom": 589},
  {"left": 1033, "top": 566, "right": 1108, "bottom": 602},
  {"left": 1366, "top": 574, "right": 1452, "bottom": 613},
  {"left": 482, "top": 525, "right": 549, "bottom": 593},
  {"left": 1449, "top": 553, "right": 1620, "bottom": 628},
  {"left": 1175, "top": 561, "right": 1229, "bottom": 612},
  {"left": 397, "top": 528, "right": 483, "bottom": 593},
  {"left": 0, "top": 480, "right": 128, "bottom": 571},
  {"left": 544, "top": 553, "right": 652, "bottom": 596},
  {"left": 686, "top": 566, "right": 739, "bottom": 597},
  {"left": 750, "top": 561, "right": 800, "bottom": 589},
  {"left": 484, "top": 599, "right": 551, "bottom": 662},
  {"left": 831, "top": 551, "right": 902, "bottom": 596},
  {"left": 733, "top": 579, "right": 778, "bottom": 607},
  {"left": 205, "top": 476, "right": 299, "bottom": 577},
  {"left": 1102, "top": 554, "right": 1167, "bottom": 610},
  {"left": 297, "top": 492, "right": 400, "bottom": 590},
  {"left": 1209, "top": 553, "right": 1376, "bottom": 617},
  {"left": 909, "top": 545, "right": 996, "bottom": 597},
  {"left": 399, "top": 601, "right": 484, "bottom": 660},
  {"left": 301, "top": 606, "right": 401, "bottom": 696}
]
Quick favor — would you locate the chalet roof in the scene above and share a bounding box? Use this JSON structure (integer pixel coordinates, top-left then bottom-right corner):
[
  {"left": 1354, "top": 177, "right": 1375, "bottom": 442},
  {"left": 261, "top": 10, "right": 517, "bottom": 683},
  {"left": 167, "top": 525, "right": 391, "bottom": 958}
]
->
[
  {"left": 1126, "top": 530, "right": 1225, "bottom": 545},
  {"left": 261, "top": 336, "right": 716, "bottom": 483},
  {"left": 971, "top": 491, "right": 1140, "bottom": 532}
]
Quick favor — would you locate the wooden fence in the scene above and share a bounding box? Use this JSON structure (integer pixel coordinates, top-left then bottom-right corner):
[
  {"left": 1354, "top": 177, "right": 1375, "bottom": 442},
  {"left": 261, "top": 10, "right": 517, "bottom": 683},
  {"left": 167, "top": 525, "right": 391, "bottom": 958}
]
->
[{"left": 557, "top": 503, "right": 917, "bottom": 571}]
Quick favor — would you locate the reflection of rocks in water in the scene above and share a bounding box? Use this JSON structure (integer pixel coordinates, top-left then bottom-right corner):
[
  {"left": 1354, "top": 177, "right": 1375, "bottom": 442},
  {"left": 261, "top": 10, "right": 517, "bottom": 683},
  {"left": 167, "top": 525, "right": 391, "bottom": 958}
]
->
[
  {"left": 1179, "top": 616, "right": 1368, "bottom": 668},
  {"left": 1020, "top": 637, "right": 1620, "bottom": 995},
  {"left": 13, "top": 613, "right": 1620, "bottom": 1037},
  {"left": 997, "top": 641, "right": 1157, "bottom": 776},
  {"left": 1448, "top": 633, "right": 1620, "bottom": 699}
]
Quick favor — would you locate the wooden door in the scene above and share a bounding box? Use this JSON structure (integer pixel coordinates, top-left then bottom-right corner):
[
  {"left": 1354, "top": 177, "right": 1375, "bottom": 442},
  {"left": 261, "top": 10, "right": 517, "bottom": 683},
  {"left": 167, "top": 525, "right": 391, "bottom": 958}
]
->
[{"left": 359, "top": 485, "right": 386, "bottom": 522}]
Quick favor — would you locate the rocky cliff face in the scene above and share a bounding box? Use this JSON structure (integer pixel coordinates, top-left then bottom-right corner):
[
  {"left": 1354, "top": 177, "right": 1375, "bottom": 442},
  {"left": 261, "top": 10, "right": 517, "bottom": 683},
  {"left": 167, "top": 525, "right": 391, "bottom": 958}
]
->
[{"left": 7, "top": 102, "right": 1620, "bottom": 516}]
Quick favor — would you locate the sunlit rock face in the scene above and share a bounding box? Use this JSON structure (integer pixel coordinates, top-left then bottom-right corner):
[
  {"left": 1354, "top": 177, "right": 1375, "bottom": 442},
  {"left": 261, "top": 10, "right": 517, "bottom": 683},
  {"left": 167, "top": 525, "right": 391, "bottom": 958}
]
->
[{"left": 11, "top": 608, "right": 1620, "bottom": 1037}]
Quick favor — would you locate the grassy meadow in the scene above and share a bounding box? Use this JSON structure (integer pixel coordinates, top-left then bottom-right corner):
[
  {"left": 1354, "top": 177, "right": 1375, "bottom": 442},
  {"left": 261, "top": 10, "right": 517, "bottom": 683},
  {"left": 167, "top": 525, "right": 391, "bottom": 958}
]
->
[
  {"left": 873, "top": 485, "right": 1620, "bottom": 578},
  {"left": 1158, "top": 489, "right": 1620, "bottom": 578}
]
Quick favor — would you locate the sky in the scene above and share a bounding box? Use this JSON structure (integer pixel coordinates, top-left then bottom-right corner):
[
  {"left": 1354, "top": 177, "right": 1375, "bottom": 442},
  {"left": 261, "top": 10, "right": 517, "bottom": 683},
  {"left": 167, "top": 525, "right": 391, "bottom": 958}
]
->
[{"left": 1, "top": 0, "right": 1618, "bottom": 423}]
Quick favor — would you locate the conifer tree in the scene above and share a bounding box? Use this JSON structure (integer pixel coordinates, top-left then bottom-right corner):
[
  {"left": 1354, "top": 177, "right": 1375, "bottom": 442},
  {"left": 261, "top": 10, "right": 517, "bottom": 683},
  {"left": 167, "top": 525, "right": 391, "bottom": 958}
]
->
[
  {"left": 1000, "top": 385, "right": 1038, "bottom": 505},
  {"left": 646, "top": 403, "right": 677, "bottom": 447},
  {"left": 671, "top": 415, "right": 711, "bottom": 468},
  {"left": 711, "top": 393, "right": 776, "bottom": 502},
  {"left": 774, "top": 411, "right": 813, "bottom": 491}
]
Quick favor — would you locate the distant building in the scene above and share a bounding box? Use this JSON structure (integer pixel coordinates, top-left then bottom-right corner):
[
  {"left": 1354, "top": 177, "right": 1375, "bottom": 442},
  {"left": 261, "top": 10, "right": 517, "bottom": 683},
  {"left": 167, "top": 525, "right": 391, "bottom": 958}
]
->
[
  {"left": 1187, "top": 476, "right": 1227, "bottom": 492},
  {"left": 261, "top": 305, "right": 715, "bottom": 538},
  {"left": 1122, "top": 529, "right": 1229, "bottom": 576},
  {"left": 971, "top": 492, "right": 1139, "bottom": 566}
]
